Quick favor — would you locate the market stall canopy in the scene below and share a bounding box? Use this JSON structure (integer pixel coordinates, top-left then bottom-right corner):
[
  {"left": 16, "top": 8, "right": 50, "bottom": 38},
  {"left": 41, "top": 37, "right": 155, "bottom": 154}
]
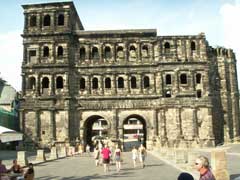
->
[{"left": 0, "top": 126, "right": 23, "bottom": 143}]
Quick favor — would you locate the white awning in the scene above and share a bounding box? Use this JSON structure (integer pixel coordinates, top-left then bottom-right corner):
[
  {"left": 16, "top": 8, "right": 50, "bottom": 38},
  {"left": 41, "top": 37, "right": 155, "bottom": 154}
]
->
[{"left": 0, "top": 126, "right": 23, "bottom": 143}]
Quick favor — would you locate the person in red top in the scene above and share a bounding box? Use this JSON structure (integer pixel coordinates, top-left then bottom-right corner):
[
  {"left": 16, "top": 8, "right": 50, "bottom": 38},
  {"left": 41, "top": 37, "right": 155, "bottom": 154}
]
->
[
  {"left": 195, "top": 156, "right": 216, "bottom": 180},
  {"left": 101, "top": 144, "right": 111, "bottom": 173}
]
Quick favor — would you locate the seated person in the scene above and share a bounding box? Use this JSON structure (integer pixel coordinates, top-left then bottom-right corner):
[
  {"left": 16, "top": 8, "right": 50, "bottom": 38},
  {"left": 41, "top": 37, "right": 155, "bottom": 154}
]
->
[
  {"left": 9, "top": 160, "right": 24, "bottom": 180},
  {"left": 24, "top": 163, "right": 34, "bottom": 180},
  {"left": 0, "top": 159, "right": 10, "bottom": 180}
]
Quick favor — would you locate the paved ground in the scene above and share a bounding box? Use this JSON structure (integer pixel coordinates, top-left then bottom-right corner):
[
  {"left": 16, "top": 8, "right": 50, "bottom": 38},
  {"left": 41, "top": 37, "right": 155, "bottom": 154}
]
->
[{"left": 34, "top": 152, "right": 182, "bottom": 180}]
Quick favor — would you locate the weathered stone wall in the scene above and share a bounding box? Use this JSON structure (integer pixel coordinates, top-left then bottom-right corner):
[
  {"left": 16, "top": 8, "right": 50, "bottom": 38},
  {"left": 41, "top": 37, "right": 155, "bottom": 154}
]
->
[{"left": 19, "top": 2, "right": 240, "bottom": 148}]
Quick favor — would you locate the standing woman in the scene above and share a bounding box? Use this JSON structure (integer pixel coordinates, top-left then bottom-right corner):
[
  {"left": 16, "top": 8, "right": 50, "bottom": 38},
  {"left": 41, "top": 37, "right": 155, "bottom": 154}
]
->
[
  {"left": 195, "top": 156, "right": 216, "bottom": 180},
  {"left": 114, "top": 145, "right": 122, "bottom": 172},
  {"left": 131, "top": 146, "right": 138, "bottom": 168}
]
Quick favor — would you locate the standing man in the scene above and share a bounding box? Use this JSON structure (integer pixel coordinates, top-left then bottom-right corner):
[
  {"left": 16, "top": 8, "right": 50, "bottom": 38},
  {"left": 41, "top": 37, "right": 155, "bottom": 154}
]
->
[
  {"left": 138, "top": 144, "right": 147, "bottom": 168},
  {"left": 101, "top": 145, "right": 111, "bottom": 173},
  {"left": 195, "top": 156, "right": 216, "bottom": 180}
]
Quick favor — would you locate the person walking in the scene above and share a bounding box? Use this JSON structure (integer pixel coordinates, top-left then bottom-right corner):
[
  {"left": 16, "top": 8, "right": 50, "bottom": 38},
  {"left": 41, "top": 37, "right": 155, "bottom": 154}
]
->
[
  {"left": 114, "top": 145, "right": 122, "bottom": 172},
  {"left": 131, "top": 146, "right": 138, "bottom": 168},
  {"left": 86, "top": 144, "right": 91, "bottom": 156},
  {"left": 94, "top": 147, "right": 100, "bottom": 166},
  {"left": 101, "top": 145, "right": 111, "bottom": 173},
  {"left": 195, "top": 156, "right": 216, "bottom": 180},
  {"left": 138, "top": 144, "right": 147, "bottom": 168}
]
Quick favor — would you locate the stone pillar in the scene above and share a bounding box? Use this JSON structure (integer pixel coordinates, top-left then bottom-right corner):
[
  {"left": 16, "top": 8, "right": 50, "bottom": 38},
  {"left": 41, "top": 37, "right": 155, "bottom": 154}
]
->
[
  {"left": 36, "top": 75, "right": 40, "bottom": 96},
  {"left": 59, "top": 146, "right": 67, "bottom": 158},
  {"left": 50, "top": 146, "right": 58, "bottom": 160},
  {"left": 22, "top": 73, "right": 26, "bottom": 96},
  {"left": 19, "top": 110, "right": 25, "bottom": 132},
  {"left": 137, "top": 42, "right": 141, "bottom": 62},
  {"left": 34, "top": 110, "right": 40, "bottom": 141},
  {"left": 17, "top": 151, "right": 28, "bottom": 166},
  {"left": 50, "top": 109, "right": 56, "bottom": 141},
  {"left": 211, "top": 151, "right": 229, "bottom": 180},
  {"left": 35, "top": 149, "right": 46, "bottom": 162},
  {"left": 51, "top": 74, "right": 55, "bottom": 96}
]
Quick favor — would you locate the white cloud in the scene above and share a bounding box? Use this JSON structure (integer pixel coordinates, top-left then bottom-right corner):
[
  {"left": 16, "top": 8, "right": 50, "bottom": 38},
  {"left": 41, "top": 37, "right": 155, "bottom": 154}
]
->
[
  {"left": 0, "top": 31, "right": 22, "bottom": 91},
  {"left": 220, "top": 1, "right": 240, "bottom": 87}
]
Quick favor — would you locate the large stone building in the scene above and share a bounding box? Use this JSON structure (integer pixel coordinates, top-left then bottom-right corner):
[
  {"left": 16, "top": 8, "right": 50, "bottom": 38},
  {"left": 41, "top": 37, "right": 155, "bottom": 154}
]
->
[{"left": 20, "top": 2, "right": 240, "bottom": 149}]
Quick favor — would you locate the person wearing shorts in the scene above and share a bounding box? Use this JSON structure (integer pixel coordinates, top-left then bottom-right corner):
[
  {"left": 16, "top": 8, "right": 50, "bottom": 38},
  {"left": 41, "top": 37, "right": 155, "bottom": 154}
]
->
[{"left": 101, "top": 145, "right": 111, "bottom": 173}]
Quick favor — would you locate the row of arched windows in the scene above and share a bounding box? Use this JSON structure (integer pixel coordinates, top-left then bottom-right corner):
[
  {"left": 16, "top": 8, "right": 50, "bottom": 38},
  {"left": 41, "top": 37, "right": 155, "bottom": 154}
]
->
[
  {"left": 26, "top": 73, "right": 202, "bottom": 92},
  {"left": 43, "top": 46, "right": 64, "bottom": 57},
  {"left": 29, "top": 14, "right": 65, "bottom": 27},
  {"left": 28, "top": 76, "right": 64, "bottom": 90},
  {"left": 78, "top": 41, "right": 197, "bottom": 60},
  {"left": 79, "top": 73, "right": 202, "bottom": 90}
]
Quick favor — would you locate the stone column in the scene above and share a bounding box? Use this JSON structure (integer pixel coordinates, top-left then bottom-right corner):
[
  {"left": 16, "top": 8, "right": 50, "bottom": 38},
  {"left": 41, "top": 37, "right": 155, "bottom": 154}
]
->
[
  {"left": 111, "top": 109, "right": 118, "bottom": 139},
  {"left": 35, "top": 149, "right": 46, "bottom": 162},
  {"left": 211, "top": 151, "right": 230, "bottom": 180},
  {"left": 17, "top": 151, "right": 28, "bottom": 166},
  {"left": 51, "top": 74, "right": 55, "bottom": 96},
  {"left": 50, "top": 146, "right": 58, "bottom": 160},
  {"left": 50, "top": 109, "right": 56, "bottom": 141},
  {"left": 19, "top": 110, "right": 25, "bottom": 132},
  {"left": 34, "top": 110, "right": 40, "bottom": 141},
  {"left": 137, "top": 42, "right": 141, "bottom": 62},
  {"left": 22, "top": 73, "right": 26, "bottom": 96},
  {"left": 99, "top": 44, "right": 103, "bottom": 63},
  {"left": 36, "top": 75, "right": 40, "bottom": 96},
  {"left": 112, "top": 44, "right": 116, "bottom": 62}
]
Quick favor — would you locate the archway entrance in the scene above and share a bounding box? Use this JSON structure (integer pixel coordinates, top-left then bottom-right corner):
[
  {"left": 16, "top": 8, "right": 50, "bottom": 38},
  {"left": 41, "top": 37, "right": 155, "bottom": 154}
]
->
[
  {"left": 84, "top": 116, "right": 109, "bottom": 150},
  {"left": 123, "top": 115, "right": 147, "bottom": 151}
]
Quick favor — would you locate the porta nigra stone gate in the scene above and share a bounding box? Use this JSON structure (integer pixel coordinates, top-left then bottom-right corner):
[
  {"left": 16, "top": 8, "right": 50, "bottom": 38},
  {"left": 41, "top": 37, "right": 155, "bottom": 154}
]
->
[{"left": 20, "top": 2, "right": 240, "bottom": 149}]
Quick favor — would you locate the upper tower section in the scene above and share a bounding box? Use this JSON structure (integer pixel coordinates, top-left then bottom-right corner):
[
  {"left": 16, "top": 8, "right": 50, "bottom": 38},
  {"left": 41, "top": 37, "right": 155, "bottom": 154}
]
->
[{"left": 22, "top": 1, "right": 84, "bottom": 35}]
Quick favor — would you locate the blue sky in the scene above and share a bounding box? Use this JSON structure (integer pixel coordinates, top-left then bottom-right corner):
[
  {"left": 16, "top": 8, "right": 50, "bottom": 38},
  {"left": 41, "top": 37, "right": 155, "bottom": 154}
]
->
[{"left": 0, "top": 0, "right": 239, "bottom": 91}]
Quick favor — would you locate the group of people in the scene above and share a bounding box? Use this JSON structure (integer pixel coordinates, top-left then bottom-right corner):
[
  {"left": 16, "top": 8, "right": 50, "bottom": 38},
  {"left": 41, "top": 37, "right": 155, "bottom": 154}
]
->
[
  {"left": 92, "top": 142, "right": 147, "bottom": 173},
  {"left": 0, "top": 159, "right": 34, "bottom": 180},
  {"left": 90, "top": 141, "right": 215, "bottom": 180}
]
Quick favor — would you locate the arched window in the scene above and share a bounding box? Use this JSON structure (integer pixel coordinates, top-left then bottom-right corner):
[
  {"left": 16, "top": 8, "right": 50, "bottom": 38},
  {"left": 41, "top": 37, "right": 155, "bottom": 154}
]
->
[
  {"left": 92, "top": 78, "right": 98, "bottom": 89},
  {"left": 131, "top": 76, "right": 137, "bottom": 89},
  {"left": 196, "top": 73, "right": 202, "bottom": 84},
  {"left": 164, "top": 42, "right": 170, "bottom": 53},
  {"left": 92, "top": 47, "right": 99, "bottom": 59},
  {"left": 143, "top": 76, "right": 150, "bottom": 88},
  {"left": 43, "top": 46, "right": 49, "bottom": 57},
  {"left": 80, "top": 78, "right": 85, "bottom": 89},
  {"left": 43, "top": 14, "right": 51, "bottom": 26},
  {"left": 166, "top": 74, "right": 172, "bottom": 85},
  {"left": 30, "top": 16, "right": 37, "bottom": 27},
  {"left": 104, "top": 46, "right": 111, "bottom": 59},
  {"left": 142, "top": 45, "right": 149, "bottom": 57},
  {"left": 117, "top": 46, "right": 124, "bottom": 58},
  {"left": 57, "top": 46, "right": 63, "bottom": 57},
  {"left": 56, "top": 76, "right": 63, "bottom": 89},
  {"left": 191, "top": 41, "right": 196, "bottom": 51},
  {"left": 29, "top": 77, "right": 36, "bottom": 90},
  {"left": 180, "top": 74, "right": 187, "bottom": 84},
  {"left": 42, "top": 77, "right": 49, "bottom": 88},
  {"left": 130, "top": 46, "right": 136, "bottom": 51},
  {"left": 58, "top": 14, "right": 64, "bottom": 26},
  {"left": 118, "top": 77, "right": 124, "bottom": 88},
  {"left": 197, "top": 90, "right": 202, "bottom": 98},
  {"left": 80, "top": 47, "right": 86, "bottom": 60},
  {"left": 105, "top": 78, "right": 111, "bottom": 88}
]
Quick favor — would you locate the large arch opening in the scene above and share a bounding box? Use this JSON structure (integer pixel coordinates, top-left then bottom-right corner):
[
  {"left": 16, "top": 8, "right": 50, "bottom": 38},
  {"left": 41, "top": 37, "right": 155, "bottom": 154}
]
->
[
  {"left": 83, "top": 115, "right": 109, "bottom": 150},
  {"left": 122, "top": 115, "right": 147, "bottom": 151}
]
